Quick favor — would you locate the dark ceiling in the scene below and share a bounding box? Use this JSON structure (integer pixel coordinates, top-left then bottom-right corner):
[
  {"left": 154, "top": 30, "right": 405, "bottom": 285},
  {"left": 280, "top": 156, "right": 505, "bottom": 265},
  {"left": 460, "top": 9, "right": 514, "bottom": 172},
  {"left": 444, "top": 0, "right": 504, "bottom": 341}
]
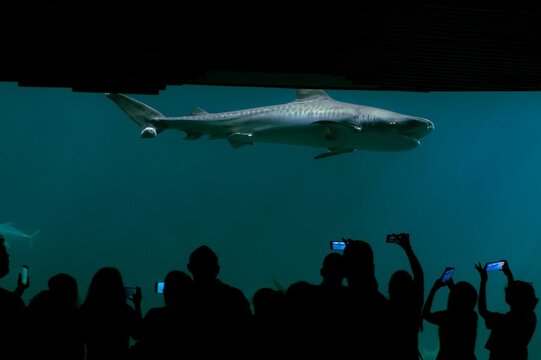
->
[{"left": 2, "top": 4, "right": 541, "bottom": 94}]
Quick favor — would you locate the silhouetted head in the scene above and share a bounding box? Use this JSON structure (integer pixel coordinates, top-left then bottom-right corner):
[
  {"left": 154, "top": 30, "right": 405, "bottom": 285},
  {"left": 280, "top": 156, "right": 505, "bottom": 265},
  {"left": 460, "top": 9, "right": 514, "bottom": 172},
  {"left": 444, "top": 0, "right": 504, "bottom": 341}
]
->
[
  {"left": 187, "top": 245, "right": 220, "bottom": 283},
  {"left": 505, "top": 280, "right": 539, "bottom": 312},
  {"left": 163, "top": 270, "right": 194, "bottom": 307},
  {"left": 342, "top": 239, "right": 378, "bottom": 290},
  {"left": 448, "top": 281, "right": 478, "bottom": 312},
  {"left": 252, "top": 287, "right": 285, "bottom": 319},
  {"left": 320, "top": 252, "right": 346, "bottom": 285},
  {"left": 388, "top": 270, "right": 414, "bottom": 302},
  {"left": 48, "top": 272, "right": 78, "bottom": 307},
  {"left": 84, "top": 266, "right": 126, "bottom": 306},
  {"left": 0, "top": 235, "right": 8, "bottom": 278}
]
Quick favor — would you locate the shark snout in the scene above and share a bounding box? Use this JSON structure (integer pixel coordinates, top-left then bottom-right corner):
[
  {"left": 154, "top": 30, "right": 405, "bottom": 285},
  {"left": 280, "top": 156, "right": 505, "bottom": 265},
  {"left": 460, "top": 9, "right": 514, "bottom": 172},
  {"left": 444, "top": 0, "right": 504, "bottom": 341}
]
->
[{"left": 401, "top": 117, "right": 434, "bottom": 138}]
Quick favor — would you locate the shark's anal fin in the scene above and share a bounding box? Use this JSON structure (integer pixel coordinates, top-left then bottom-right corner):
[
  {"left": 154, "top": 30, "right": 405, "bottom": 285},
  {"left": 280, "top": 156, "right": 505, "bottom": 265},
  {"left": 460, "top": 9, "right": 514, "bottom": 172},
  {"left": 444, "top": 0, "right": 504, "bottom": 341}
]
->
[
  {"left": 314, "top": 148, "right": 355, "bottom": 160},
  {"left": 183, "top": 132, "right": 202, "bottom": 140}
]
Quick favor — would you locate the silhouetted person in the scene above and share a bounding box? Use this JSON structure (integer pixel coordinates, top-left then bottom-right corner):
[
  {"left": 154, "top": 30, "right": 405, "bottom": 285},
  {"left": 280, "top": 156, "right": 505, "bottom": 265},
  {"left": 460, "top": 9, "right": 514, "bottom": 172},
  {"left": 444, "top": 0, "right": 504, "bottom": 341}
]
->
[
  {"left": 0, "top": 234, "right": 26, "bottom": 358},
  {"left": 423, "top": 277, "right": 478, "bottom": 360},
  {"left": 25, "top": 272, "right": 84, "bottom": 360},
  {"left": 475, "top": 261, "right": 538, "bottom": 360},
  {"left": 282, "top": 279, "right": 320, "bottom": 354},
  {"left": 187, "top": 245, "right": 253, "bottom": 356},
  {"left": 80, "top": 266, "right": 142, "bottom": 360},
  {"left": 386, "top": 233, "right": 425, "bottom": 359},
  {"left": 252, "top": 286, "right": 286, "bottom": 354},
  {"left": 342, "top": 238, "right": 390, "bottom": 358},
  {"left": 130, "top": 270, "right": 195, "bottom": 360},
  {"left": 315, "top": 252, "right": 349, "bottom": 334}
]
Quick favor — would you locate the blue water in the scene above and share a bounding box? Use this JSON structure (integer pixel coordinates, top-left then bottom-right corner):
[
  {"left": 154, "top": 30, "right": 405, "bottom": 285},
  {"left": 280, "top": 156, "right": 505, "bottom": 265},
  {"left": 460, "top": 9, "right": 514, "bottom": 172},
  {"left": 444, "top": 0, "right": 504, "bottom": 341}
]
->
[{"left": 1, "top": 83, "right": 539, "bottom": 359}]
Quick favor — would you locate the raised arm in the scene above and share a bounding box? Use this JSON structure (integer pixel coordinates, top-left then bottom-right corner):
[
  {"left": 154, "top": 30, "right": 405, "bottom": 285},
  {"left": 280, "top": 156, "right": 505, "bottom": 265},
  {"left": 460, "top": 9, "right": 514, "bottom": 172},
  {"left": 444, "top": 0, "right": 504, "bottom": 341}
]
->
[
  {"left": 422, "top": 279, "right": 442, "bottom": 323},
  {"left": 474, "top": 262, "right": 489, "bottom": 319},
  {"left": 397, "top": 234, "right": 424, "bottom": 307}
]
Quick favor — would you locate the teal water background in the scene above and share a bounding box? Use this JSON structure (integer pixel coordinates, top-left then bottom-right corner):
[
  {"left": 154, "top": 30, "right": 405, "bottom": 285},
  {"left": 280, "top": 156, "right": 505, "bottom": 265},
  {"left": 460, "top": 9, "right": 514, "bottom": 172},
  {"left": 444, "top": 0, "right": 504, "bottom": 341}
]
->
[{"left": 1, "top": 83, "right": 540, "bottom": 359}]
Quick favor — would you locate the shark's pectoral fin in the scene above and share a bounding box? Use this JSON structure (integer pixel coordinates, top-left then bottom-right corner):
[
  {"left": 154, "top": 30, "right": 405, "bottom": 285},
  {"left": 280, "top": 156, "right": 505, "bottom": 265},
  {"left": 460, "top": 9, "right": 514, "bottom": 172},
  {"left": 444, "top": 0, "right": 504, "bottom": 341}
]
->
[
  {"left": 314, "top": 147, "right": 356, "bottom": 160},
  {"left": 314, "top": 120, "right": 363, "bottom": 132},
  {"left": 314, "top": 120, "right": 362, "bottom": 141}
]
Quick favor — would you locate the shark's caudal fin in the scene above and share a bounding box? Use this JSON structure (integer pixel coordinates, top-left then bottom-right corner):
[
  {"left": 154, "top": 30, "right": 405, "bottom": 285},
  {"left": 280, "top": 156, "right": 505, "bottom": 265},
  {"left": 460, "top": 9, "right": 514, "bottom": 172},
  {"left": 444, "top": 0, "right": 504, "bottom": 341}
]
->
[
  {"left": 27, "top": 230, "right": 40, "bottom": 248},
  {"left": 105, "top": 93, "right": 165, "bottom": 138}
]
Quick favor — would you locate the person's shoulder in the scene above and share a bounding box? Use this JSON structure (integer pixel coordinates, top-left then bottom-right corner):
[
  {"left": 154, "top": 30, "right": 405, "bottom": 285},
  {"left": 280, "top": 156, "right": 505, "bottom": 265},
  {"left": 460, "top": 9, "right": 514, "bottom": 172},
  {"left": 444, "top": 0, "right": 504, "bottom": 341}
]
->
[
  {"left": 217, "top": 280, "right": 248, "bottom": 298},
  {"left": 144, "top": 306, "right": 167, "bottom": 320},
  {"left": 0, "top": 286, "right": 24, "bottom": 308}
]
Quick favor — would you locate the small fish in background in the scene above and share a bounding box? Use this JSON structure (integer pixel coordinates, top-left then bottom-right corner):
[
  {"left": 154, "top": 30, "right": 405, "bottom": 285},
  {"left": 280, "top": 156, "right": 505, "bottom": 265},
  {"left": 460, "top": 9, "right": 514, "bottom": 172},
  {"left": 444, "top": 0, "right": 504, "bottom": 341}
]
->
[{"left": 0, "top": 223, "right": 40, "bottom": 248}]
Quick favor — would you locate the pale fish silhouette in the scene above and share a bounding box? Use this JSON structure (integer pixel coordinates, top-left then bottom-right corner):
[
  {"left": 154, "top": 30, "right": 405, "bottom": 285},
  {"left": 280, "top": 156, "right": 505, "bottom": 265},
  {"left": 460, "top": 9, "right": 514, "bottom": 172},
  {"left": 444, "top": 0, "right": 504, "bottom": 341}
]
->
[{"left": 0, "top": 223, "right": 40, "bottom": 248}]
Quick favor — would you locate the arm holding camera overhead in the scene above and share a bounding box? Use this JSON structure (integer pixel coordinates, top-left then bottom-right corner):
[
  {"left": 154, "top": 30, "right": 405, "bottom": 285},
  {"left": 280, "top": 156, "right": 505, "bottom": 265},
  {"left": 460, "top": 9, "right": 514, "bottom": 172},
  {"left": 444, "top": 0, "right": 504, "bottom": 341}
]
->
[
  {"left": 388, "top": 233, "right": 425, "bottom": 307},
  {"left": 502, "top": 260, "right": 514, "bottom": 283}
]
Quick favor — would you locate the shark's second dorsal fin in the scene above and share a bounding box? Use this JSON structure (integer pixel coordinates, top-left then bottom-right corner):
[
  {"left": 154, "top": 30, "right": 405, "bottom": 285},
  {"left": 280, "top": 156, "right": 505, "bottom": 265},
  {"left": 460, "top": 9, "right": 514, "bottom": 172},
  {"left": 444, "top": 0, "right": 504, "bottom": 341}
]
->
[
  {"left": 191, "top": 107, "right": 209, "bottom": 115},
  {"left": 295, "top": 89, "right": 331, "bottom": 102}
]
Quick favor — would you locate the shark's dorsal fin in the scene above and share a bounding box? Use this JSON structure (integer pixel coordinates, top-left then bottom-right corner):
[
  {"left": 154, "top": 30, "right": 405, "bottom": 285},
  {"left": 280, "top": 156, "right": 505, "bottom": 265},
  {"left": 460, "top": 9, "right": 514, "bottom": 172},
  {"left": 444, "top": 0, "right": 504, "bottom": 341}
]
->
[
  {"left": 295, "top": 89, "right": 331, "bottom": 102},
  {"left": 191, "top": 107, "right": 209, "bottom": 115}
]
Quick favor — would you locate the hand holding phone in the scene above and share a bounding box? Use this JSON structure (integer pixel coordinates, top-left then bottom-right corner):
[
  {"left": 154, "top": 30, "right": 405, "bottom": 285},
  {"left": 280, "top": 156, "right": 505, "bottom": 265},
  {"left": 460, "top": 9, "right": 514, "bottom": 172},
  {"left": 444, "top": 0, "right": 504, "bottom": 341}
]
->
[
  {"left": 440, "top": 267, "right": 455, "bottom": 285},
  {"left": 330, "top": 241, "right": 347, "bottom": 251},
  {"left": 20, "top": 265, "right": 29, "bottom": 286},
  {"left": 124, "top": 286, "right": 137, "bottom": 300},
  {"left": 386, "top": 233, "right": 410, "bottom": 244},
  {"left": 485, "top": 260, "right": 507, "bottom": 272},
  {"left": 155, "top": 281, "right": 165, "bottom": 294}
]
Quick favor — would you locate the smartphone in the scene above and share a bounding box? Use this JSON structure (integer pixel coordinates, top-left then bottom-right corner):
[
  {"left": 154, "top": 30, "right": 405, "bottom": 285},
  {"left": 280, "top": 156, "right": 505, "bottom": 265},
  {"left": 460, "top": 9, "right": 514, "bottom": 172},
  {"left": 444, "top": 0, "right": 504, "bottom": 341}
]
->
[
  {"left": 124, "top": 286, "right": 137, "bottom": 300},
  {"left": 330, "top": 240, "right": 347, "bottom": 251},
  {"left": 440, "top": 267, "right": 455, "bottom": 284},
  {"left": 485, "top": 260, "right": 506, "bottom": 271},
  {"left": 386, "top": 233, "right": 408, "bottom": 243},
  {"left": 155, "top": 281, "right": 165, "bottom": 294},
  {"left": 20, "top": 265, "right": 29, "bottom": 286}
]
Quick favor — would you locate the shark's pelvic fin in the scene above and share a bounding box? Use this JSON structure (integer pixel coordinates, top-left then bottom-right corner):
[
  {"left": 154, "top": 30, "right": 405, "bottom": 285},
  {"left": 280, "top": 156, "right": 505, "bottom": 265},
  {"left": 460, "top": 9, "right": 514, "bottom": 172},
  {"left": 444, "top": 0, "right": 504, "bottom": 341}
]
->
[
  {"left": 227, "top": 139, "right": 252, "bottom": 149},
  {"left": 295, "top": 89, "right": 331, "bottom": 102},
  {"left": 226, "top": 132, "right": 253, "bottom": 148},
  {"left": 314, "top": 147, "right": 355, "bottom": 160}
]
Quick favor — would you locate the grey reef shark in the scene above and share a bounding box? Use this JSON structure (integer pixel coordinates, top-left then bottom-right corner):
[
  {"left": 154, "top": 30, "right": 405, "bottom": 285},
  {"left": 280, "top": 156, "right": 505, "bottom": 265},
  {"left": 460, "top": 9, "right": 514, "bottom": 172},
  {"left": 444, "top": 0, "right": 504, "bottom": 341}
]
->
[{"left": 106, "top": 89, "right": 434, "bottom": 159}]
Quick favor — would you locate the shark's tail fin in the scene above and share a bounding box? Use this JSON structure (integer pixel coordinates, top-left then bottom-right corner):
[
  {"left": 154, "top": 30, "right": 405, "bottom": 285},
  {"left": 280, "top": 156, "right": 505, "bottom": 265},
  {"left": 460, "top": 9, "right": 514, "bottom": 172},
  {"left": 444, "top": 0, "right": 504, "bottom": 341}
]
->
[
  {"left": 105, "top": 93, "right": 166, "bottom": 138},
  {"left": 27, "top": 230, "right": 40, "bottom": 248}
]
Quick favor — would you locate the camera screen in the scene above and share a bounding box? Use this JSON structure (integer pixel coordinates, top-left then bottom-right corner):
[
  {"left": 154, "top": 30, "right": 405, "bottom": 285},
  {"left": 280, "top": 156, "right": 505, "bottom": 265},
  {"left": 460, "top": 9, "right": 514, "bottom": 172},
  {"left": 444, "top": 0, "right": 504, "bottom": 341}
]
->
[
  {"left": 485, "top": 261, "right": 505, "bottom": 271},
  {"left": 124, "top": 286, "right": 137, "bottom": 299},
  {"left": 21, "top": 265, "right": 29, "bottom": 285},
  {"left": 155, "top": 281, "right": 165, "bottom": 294},
  {"left": 330, "top": 241, "right": 346, "bottom": 251},
  {"left": 440, "top": 268, "right": 454, "bottom": 283}
]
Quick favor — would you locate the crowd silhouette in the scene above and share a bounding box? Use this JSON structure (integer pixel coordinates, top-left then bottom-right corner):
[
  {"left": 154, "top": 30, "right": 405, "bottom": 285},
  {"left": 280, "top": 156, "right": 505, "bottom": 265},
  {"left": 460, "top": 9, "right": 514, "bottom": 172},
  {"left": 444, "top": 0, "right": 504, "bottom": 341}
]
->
[{"left": 0, "top": 233, "right": 538, "bottom": 359}]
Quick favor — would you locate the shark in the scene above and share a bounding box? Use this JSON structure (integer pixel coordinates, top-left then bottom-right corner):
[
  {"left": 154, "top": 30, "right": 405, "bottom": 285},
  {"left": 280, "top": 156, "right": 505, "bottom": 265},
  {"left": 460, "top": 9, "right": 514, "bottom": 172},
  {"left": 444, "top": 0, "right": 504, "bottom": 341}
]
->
[
  {"left": 0, "top": 223, "right": 40, "bottom": 248},
  {"left": 105, "top": 89, "right": 434, "bottom": 159}
]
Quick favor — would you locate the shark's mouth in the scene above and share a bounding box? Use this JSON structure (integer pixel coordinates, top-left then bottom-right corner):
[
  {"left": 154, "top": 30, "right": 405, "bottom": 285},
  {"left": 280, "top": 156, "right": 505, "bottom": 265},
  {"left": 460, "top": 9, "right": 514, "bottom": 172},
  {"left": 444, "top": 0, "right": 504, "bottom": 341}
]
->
[{"left": 406, "top": 136, "right": 421, "bottom": 146}]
